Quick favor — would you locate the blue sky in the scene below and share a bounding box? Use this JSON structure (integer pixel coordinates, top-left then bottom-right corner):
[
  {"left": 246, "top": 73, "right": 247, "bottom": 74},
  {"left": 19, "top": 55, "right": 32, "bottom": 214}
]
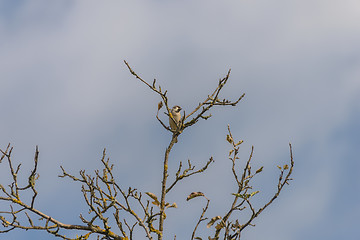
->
[{"left": 0, "top": 0, "right": 359, "bottom": 239}]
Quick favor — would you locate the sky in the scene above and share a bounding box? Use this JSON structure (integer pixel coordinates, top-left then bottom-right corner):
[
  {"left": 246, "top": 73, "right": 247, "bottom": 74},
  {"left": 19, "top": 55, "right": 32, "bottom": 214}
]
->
[{"left": 0, "top": 0, "right": 360, "bottom": 239}]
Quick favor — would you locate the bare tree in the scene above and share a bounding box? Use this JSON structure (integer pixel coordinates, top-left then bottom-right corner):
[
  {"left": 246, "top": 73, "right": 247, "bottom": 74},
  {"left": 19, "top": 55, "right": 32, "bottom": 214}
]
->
[{"left": 0, "top": 62, "right": 294, "bottom": 240}]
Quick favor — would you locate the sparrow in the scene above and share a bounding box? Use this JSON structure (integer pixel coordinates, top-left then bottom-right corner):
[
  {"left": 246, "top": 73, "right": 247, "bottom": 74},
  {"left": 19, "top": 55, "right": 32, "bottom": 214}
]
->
[{"left": 169, "top": 105, "right": 182, "bottom": 142}]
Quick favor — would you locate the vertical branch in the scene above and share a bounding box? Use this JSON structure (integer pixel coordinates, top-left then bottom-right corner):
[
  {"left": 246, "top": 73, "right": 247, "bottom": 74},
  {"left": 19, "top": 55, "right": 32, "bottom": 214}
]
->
[
  {"left": 191, "top": 197, "right": 210, "bottom": 240},
  {"left": 239, "top": 143, "right": 294, "bottom": 232},
  {"left": 124, "top": 62, "right": 246, "bottom": 240},
  {"left": 158, "top": 137, "right": 177, "bottom": 240}
]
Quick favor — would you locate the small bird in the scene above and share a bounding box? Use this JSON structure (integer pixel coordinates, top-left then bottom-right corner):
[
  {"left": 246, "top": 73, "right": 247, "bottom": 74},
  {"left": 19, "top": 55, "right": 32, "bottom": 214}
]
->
[
  {"left": 169, "top": 105, "right": 182, "bottom": 142},
  {"left": 169, "top": 105, "right": 182, "bottom": 130}
]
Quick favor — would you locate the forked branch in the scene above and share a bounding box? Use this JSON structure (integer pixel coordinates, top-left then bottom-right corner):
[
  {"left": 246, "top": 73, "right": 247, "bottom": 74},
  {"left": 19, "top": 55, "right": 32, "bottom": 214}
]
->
[
  {"left": 124, "top": 61, "right": 245, "bottom": 240},
  {"left": 208, "top": 126, "right": 294, "bottom": 240}
]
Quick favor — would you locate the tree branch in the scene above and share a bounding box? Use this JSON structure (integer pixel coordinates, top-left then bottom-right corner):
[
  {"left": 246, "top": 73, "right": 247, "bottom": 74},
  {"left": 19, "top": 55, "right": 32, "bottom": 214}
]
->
[
  {"left": 210, "top": 129, "right": 294, "bottom": 239},
  {"left": 166, "top": 157, "right": 214, "bottom": 194},
  {"left": 0, "top": 145, "right": 157, "bottom": 240}
]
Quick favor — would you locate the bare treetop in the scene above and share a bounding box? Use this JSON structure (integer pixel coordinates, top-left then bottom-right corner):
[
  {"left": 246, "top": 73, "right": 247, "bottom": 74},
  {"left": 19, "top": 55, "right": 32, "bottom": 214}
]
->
[{"left": 0, "top": 62, "right": 294, "bottom": 240}]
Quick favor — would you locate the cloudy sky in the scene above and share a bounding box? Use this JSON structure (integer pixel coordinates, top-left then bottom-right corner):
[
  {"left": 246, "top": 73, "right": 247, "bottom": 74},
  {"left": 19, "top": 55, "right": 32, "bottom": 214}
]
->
[{"left": 1, "top": 0, "right": 359, "bottom": 239}]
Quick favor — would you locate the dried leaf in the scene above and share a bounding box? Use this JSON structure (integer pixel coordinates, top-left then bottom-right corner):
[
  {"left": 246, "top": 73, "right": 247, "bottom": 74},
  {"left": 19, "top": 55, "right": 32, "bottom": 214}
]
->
[
  {"left": 207, "top": 216, "right": 221, "bottom": 228},
  {"left": 277, "top": 165, "right": 282, "bottom": 170},
  {"left": 157, "top": 101, "right": 163, "bottom": 111},
  {"left": 146, "top": 192, "right": 158, "bottom": 201},
  {"left": 250, "top": 190, "right": 259, "bottom": 197},
  {"left": 229, "top": 149, "right": 234, "bottom": 156},
  {"left": 166, "top": 202, "right": 178, "bottom": 209},
  {"left": 200, "top": 114, "right": 212, "bottom": 120},
  {"left": 226, "top": 135, "right": 233, "bottom": 144},
  {"left": 152, "top": 201, "right": 160, "bottom": 206},
  {"left": 186, "top": 192, "right": 205, "bottom": 201},
  {"left": 146, "top": 192, "right": 160, "bottom": 206},
  {"left": 255, "top": 166, "right": 264, "bottom": 174},
  {"left": 235, "top": 140, "right": 244, "bottom": 146},
  {"left": 283, "top": 164, "right": 289, "bottom": 170}
]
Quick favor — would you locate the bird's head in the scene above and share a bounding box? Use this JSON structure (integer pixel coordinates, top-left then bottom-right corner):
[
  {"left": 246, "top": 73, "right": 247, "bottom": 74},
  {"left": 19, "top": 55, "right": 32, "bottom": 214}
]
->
[{"left": 172, "top": 105, "right": 182, "bottom": 113}]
